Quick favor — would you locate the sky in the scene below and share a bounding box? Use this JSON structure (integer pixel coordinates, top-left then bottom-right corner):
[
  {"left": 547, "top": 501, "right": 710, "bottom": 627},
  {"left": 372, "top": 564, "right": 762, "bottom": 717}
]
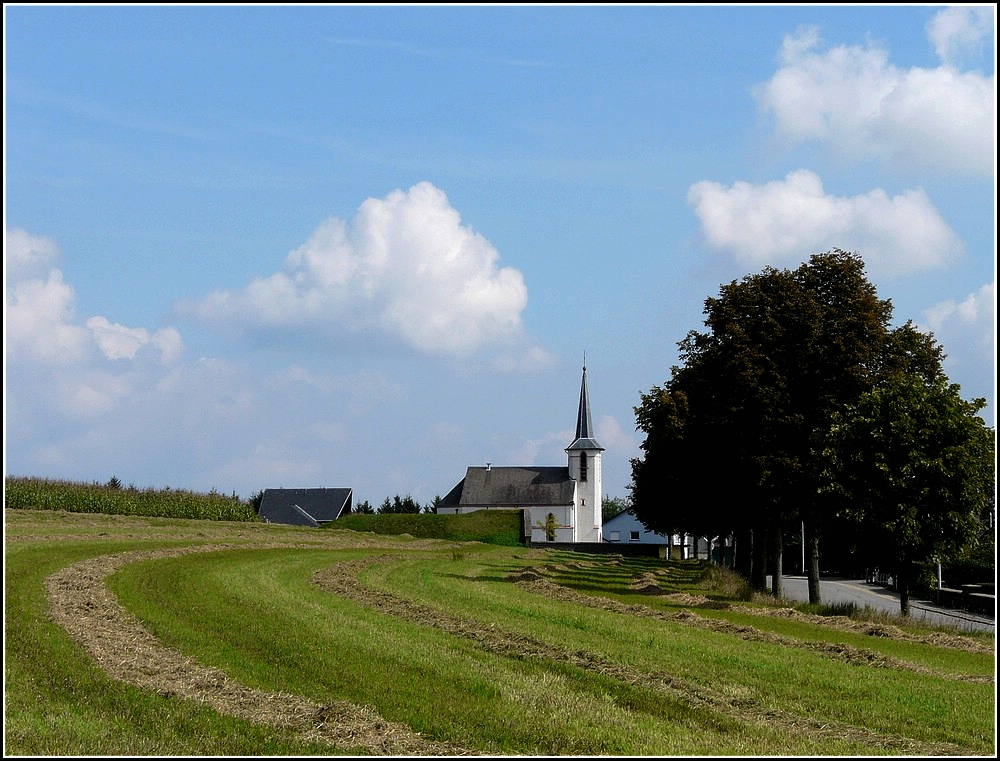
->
[{"left": 4, "top": 4, "right": 996, "bottom": 509}]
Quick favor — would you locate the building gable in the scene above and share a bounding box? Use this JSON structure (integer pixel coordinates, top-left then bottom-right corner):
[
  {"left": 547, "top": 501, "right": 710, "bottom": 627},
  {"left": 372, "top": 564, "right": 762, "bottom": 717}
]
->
[{"left": 258, "top": 487, "right": 353, "bottom": 527}]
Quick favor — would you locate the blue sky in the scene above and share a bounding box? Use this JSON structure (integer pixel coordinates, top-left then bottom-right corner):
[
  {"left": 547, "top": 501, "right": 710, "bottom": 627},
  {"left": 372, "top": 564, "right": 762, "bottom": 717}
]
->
[{"left": 4, "top": 4, "right": 995, "bottom": 507}]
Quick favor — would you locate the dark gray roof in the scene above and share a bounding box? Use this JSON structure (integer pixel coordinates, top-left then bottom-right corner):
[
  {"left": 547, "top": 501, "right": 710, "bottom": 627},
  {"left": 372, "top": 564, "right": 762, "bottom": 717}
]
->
[
  {"left": 440, "top": 466, "right": 575, "bottom": 509},
  {"left": 566, "top": 365, "right": 604, "bottom": 451},
  {"left": 258, "top": 487, "right": 352, "bottom": 527}
]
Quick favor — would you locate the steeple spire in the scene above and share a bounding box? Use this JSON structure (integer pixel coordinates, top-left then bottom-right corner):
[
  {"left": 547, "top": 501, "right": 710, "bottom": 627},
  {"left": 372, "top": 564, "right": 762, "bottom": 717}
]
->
[{"left": 567, "top": 358, "right": 604, "bottom": 451}]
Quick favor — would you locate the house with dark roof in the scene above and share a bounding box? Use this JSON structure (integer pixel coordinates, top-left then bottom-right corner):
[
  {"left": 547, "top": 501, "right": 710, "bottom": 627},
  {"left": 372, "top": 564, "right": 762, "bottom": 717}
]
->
[
  {"left": 437, "top": 364, "right": 604, "bottom": 543},
  {"left": 258, "top": 487, "right": 353, "bottom": 528}
]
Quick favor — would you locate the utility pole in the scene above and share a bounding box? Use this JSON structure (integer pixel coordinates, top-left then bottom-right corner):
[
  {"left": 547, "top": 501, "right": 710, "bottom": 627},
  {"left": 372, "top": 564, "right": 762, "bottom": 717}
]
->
[{"left": 801, "top": 521, "right": 805, "bottom": 575}]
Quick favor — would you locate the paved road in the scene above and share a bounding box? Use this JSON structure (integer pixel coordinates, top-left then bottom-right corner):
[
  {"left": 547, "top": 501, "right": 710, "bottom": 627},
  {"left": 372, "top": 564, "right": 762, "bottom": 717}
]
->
[{"left": 767, "top": 575, "right": 995, "bottom": 634}]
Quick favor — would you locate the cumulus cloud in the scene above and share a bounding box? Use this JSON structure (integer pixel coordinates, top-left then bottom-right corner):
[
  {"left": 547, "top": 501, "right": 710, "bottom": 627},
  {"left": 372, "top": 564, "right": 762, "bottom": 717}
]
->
[
  {"left": 754, "top": 12, "right": 995, "bottom": 176},
  {"left": 687, "top": 169, "right": 964, "bottom": 277},
  {"left": 178, "top": 182, "right": 535, "bottom": 356},
  {"left": 927, "top": 6, "right": 995, "bottom": 68},
  {"left": 492, "top": 345, "right": 557, "bottom": 374},
  {"left": 507, "top": 414, "right": 639, "bottom": 472},
  {"left": 86, "top": 317, "right": 184, "bottom": 363},
  {"left": 921, "top": 281, "right": 996, "bottom": 417},
  {"left": 923, "top": 281, "right": 996, "bottom": 357},
  {"left": 6, "top": 227, "right": 61, "bottom": 280},
  {"left": 6, "top": 267, "right": 93, "bottom": 365},
  {"left": 596, "top": 414, "right": 640, "bottom": 459},
  {"left": 5, "top": 227, "right": 185, "bottom": 366}
]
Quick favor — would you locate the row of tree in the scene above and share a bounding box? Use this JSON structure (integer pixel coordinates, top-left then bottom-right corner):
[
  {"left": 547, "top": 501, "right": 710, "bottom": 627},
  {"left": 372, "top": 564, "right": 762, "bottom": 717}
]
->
[
  {"left": 353, "top": 494, "right": 442, "bottom": 514},
  {"left": 629, "top": 250, "right": 994, "bottom": 614}
]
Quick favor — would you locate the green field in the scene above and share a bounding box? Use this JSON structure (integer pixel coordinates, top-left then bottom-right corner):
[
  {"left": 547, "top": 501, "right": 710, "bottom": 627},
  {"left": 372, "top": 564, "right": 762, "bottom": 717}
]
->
[{"left": 4, "top": 507, "right": 996, "bottom": 756}]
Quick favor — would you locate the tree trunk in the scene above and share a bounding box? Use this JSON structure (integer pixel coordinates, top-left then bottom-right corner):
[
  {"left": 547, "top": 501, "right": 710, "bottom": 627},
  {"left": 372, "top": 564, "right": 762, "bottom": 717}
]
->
[
  {"left": 897, "top": 565, "right": 911, "bottom": 616},
  {"left": 750, "top": 525, "right": 767, "bottom": 591},
  {"left": 770, "top": 522, "right": 783, "bottom": 598},
  {"left": 735, "top": 526, "right": 752, "bottom": 580},
  {"left": 805, "top": 518, "right": 821, "bottom": 605}
]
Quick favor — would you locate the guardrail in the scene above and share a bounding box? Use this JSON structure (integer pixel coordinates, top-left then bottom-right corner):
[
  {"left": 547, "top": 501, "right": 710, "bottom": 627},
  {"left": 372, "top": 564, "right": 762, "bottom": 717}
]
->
[{"left": 932, "top": 585, "right": 994, "bottom": 616}]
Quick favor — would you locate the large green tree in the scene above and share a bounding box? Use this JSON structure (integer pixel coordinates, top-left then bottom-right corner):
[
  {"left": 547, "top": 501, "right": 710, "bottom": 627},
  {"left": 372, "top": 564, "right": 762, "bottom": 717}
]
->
[
  {"left": 632, "top": 250, "right": 897, "bottom": 599},
  {"left": 817, "top": 375, "right": 995, "bottom": 615}
]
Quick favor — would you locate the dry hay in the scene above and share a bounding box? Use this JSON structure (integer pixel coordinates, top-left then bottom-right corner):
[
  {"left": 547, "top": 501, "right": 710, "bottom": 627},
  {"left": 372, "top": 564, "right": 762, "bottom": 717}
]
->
[
  {"left": 623, "top": 570, "right": 732, "bottom": 609},
  {"left": 38, "top": 533, "right": 988, "bottom": 758},
  {"left": 660, "top": 592, "right": 717, "bottom": 607},
  {"left": 310, "top": 556, "right": 978, "bottom": 756},
  {"left": 509, "top": 570, "right": 993, "bottom": 686},
  {"left": 730, "top": 605, "right": 994, "bottom": 655},
  {"left": 629, "top": 572, "right": 664, "bottom": 595},
  {"left": 45, "top": 543, "right": 470, "bottom": 756}
]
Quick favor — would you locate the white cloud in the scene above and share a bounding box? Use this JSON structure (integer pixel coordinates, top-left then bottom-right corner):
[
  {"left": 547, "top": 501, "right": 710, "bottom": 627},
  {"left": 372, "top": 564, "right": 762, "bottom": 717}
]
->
[
  {"left": 178, "top": 182, "right": 534, "bottom": 356},
  {"left": 5, "top": 228, "right": 61, "bottom": 280},
  {"left": 596, "top": 414, "right": 640, "bottom": 459},
  {"left": 923, "top": 281, "right": 996, "bottom": 356},
  {"left": 5, "top": 227, "right": 185, "bottom": 368},
  {"left": 506, "top": 414, "right": 639, "bottom": 472},
  {"left": 508, "top": 428, "right": 574, "bottom": 467},
  {"left": 921, "top": 281, "right": 996, "bottom": 419},
  {"left": 6, "top": 268, "right": 93, "bottom": 365},
  {"left": 926, "top": 6, "right": 995, "bottom": 68},
  {"left": 492, "top": 345, "right": 557, "bottom": 374},
  {"left": 55, "top": 370, "right": 136, "bottom": 419},
  {"left": 687, "top": 169, "right": 964, "bottom": 277},
  {"left": 754, "top": 17, "right": 995, "bottom": 176},
  {"left": 86, "top": 316, "right": 184, "bottom": 364}
]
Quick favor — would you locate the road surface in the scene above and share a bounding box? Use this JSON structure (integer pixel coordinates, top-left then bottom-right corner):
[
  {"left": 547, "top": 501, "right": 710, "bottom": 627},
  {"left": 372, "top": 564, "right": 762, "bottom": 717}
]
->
[{"left": 767, "top": 575, "right": 995, "bottom": 634}]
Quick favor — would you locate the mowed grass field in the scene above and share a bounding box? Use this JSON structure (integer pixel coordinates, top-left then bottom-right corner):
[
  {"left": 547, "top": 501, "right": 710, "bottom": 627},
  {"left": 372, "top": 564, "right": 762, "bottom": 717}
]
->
[{"left": 4, "top": 507, "right": 996, "bottom": 756}]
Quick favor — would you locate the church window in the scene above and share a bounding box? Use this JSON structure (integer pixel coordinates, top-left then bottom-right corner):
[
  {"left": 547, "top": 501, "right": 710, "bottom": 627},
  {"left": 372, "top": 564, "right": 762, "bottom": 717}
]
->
[{"left": 579, "top": 452, "right": 588, "bottom": 482}]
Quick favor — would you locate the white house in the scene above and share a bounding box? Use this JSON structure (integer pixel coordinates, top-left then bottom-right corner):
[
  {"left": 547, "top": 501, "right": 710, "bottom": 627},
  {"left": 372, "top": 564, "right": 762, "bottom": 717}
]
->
[
  {"left": 437, "top": 364, "right": 605, "bottom": 543},
  {"left": 602, "top": 510, "right": 711, "bottom": 560},
  {"left": 602, "top": 509, "right": 669, "bottom": 545}
]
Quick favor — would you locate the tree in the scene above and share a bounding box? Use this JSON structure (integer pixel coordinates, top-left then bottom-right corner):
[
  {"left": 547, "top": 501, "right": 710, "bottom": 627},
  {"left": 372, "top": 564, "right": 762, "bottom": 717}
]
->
[
  {"left": 817, "top": 375, "right": 994, "bottom": 615},
  {"left": 354, "top": 499, "right": 375, "bottom": 514},
  {"left": 631, "top": 250, "right": 896, "bottom": 600},
  {"left": 247, "top": 489, "right": 265, "bottom": 515},
  {"left": 602, "top": 495, "right": 631, "bottom": 522},
  {"left": 378, "top": 494, "right": 422, "bottom": 514}
]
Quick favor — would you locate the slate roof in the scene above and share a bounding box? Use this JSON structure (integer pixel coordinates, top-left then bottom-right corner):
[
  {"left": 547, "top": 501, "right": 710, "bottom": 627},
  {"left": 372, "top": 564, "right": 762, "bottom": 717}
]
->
[
  {"left": 258, "top": 487, "right": 353, "bottom": 527},
  {"left": 439, "top": 466, "right": 576, "bottom": 509},
  {"left": 566, "top": 365, "right": 604, "bottom": 451}
]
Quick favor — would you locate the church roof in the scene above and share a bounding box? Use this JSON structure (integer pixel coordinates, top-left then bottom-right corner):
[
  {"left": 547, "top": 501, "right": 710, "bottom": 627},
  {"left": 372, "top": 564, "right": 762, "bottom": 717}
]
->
[
  {"left": 566, "top": 364, "right": 604, "bottom": 451},
  {"left": 439, "top": 466, "right": 576, "bottom": 508}
]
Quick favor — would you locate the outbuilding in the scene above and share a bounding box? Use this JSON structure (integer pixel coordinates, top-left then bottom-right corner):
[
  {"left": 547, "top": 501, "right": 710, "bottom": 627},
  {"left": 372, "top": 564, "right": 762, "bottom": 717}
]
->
[{"left": 258, "top": 487, "right": 353, "bottom": 527}]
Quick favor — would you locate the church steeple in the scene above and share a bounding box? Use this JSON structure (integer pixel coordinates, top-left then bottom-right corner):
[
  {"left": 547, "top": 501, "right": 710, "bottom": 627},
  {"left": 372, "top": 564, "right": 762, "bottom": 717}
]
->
[{"left": 567, "top": 360, "right": 604, "bottom": 452}]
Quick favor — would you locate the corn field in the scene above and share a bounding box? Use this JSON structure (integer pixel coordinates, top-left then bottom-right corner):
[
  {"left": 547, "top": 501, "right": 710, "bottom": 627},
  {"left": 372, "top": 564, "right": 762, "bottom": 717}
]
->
[{"left": 3, "top": 477, "right": 258, "bottom": 522}]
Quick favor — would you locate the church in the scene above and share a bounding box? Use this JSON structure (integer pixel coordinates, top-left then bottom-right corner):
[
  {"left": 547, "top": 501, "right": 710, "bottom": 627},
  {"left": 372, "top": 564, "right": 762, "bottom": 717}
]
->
[{"left": 436, "top": 363, "right": 604, "bottom": 543}]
